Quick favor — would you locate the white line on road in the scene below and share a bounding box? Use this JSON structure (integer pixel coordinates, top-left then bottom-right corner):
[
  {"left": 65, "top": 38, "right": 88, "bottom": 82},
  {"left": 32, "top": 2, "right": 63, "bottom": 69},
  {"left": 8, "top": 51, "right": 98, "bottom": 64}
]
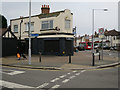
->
[
  {"left": 51, "top": 85, "right": 60, "bottom": 88},
  {"left": 67, "top": 73, "right": 71, "bottom": 74},
  {"left": 69, "top": 75, "right": 76, "bottom": 79},
  {"left": 59, "top": 75, "right": 66, "bottom": 78},
  {"left": 81, "top": 70, "right": 86, "bottom": 73},
  {"left": 51, "top": 78, "right": 60, "bottom": 82},
  {"left": 72, "top": 71, "right": 77, "bottom": 73},
  {"left": 0, "top": 70, "right": 25, "bottom": 75},
  {"left": 0, "top": 80, "right": 34, "bottom": 88},
  {"left": 36, "top": 83, "right": 49, "bottom": 88},
  {"left": 75, "top": 73, "right": 80, "bottom": 76},
  {"left": 62, "top": 79, "right": 70, "bottom": 83},
  {"left": 7, "top": 71, "right": 25, "bottom": 75}
]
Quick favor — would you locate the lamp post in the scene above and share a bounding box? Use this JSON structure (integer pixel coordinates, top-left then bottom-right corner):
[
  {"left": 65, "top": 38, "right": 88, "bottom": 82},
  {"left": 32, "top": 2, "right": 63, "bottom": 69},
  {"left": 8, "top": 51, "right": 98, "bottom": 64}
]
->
[
  {"left": 28, "top": 0, "right": 31, "bottom": 65},
  {"left": 92, "top": 8, "right": 108, "bottom": 66}
]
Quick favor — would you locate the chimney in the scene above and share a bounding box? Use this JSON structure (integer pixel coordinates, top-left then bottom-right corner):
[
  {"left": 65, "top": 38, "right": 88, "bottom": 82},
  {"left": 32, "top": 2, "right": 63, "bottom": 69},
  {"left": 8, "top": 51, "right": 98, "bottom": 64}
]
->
[{"left": 41, "top": 5, "right": 50, "bottom": 14}]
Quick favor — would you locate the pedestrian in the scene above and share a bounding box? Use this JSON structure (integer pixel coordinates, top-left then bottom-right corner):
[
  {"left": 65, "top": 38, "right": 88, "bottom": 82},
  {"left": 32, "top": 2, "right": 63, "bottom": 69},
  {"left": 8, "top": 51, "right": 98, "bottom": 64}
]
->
[{"left": 17, "top": 46, "right": 21, "bottom": 60}]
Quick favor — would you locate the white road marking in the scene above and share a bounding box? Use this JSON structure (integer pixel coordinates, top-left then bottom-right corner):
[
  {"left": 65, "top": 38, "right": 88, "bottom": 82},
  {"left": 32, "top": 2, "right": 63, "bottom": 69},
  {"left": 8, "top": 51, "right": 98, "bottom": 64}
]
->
[
  {"left": 81, "top": 70, "right": 86, "bottom": 73},
  {"left": 36, "top": 83, "right": 49, "bottom": 88},
  {"left": 69, "top": 75, "right": 76, "bottom": 79},
  {"left": 0, "top": 80, "right": 34, "bottom": 88},
  {"left": 51, "top": 78, "right": 60, "bottom": 82},
  {"left": 67, "top": 73, "right": 71, "bottom": 74},
  {"left": 7, "top": 71, "right": 25, "bottom": 75},
  {"left": 59, "top": 75, "right": 66, "bottom": 78},
  {"left": 62, "top": 79, "right": 70, "bottom": 83},
  {"left": 0, "top": 70, "right": 25, "bottom": 75},
  {"left": 73, "top": 71, "right": 77, "bottom": 73},
  {"left": 51, "top": 85, "right": 60, "bottom": 88},
  {"left": 75, "top": 73, "right": 80, "bottom": 76}
]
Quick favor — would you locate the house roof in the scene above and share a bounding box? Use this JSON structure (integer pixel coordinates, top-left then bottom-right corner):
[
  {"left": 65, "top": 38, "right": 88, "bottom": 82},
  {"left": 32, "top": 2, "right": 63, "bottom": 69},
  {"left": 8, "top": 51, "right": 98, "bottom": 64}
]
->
[
  {"left": 0, "top": 28, "right": 7, "bottom": 36},
  {"left": 10, "top": 10, "right": 72, "bottom": 21},
  {"left": 0, "top": 26, "right": 17, "bottom": 38},
  {"left": 104, "top": 30, "right": 119, "bottom": 36}
]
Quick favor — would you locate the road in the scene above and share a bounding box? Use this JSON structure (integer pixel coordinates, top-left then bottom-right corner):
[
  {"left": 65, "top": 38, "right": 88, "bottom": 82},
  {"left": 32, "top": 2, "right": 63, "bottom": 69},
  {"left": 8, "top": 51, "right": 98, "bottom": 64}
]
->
[{"left": 0, "top": 66, "right": 119, "bottom": 89}]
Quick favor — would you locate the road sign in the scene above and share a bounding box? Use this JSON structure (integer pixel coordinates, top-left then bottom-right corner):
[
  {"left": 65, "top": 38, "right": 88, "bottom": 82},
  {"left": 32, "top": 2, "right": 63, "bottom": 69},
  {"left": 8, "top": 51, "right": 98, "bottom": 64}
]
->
[
  {"left": 31, "top": 34, "right": 39, "bottom": 37},
  {"left": 99, "top": 28, "right": 104, "bottom": 35}
]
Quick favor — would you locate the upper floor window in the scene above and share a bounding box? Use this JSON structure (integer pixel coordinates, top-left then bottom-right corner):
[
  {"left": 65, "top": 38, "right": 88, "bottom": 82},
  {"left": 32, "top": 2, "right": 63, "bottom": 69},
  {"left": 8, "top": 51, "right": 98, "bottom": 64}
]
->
[
  {"left": 14, "top": 25, "right": 18, "bottom": 33},
  {"left": 65, "top": 20, "right": 70, "bottom": 29},
  {"left": 41, "top": 20, "right": 53, "bottom": 30},
  {"left": 25, "top": 22, "right": 34, "bottom": 32}
]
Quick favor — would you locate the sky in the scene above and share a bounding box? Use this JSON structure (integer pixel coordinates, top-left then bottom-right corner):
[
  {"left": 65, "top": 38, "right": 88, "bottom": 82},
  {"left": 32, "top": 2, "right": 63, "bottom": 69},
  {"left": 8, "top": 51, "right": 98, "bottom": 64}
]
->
[{"left": 1, "top": 0, "right": 119, "bottom": 36}]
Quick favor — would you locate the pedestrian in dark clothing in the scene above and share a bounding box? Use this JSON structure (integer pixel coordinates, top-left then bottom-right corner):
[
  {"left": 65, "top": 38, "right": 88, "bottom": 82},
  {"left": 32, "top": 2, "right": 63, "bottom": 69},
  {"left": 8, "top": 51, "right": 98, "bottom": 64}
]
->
[{"left": 17, "top": 46, "right": 21, "bottom": 60}]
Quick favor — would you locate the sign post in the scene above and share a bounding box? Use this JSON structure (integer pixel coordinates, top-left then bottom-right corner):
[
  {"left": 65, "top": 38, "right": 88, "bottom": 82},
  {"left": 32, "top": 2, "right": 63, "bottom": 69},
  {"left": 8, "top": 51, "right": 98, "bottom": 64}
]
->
[{"left": 99, "top": 28, "right": 104, "bottom": 61}]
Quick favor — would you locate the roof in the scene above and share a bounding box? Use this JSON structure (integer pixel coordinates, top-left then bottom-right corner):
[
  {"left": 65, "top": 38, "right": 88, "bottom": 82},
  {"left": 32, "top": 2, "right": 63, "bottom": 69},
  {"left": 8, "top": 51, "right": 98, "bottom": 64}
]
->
[
  {"left": 104, "top": 30, "right": 119, "bottom": 36},
  {"left": 10, "top": 10, "right": 66, "bottom": 21},
  {"left": 0, "top": 26, "right": 17, "bottom": 38},
  {"left": 0, "top": 28, "right": 7, "bottom": 36}
]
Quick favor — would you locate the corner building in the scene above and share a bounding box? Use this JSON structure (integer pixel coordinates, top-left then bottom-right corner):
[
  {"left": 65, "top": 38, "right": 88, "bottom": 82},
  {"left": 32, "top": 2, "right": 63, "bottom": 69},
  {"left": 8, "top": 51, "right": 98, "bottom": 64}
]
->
[{"left": 10, "top": 5, "right": 74, "bottom": 56}]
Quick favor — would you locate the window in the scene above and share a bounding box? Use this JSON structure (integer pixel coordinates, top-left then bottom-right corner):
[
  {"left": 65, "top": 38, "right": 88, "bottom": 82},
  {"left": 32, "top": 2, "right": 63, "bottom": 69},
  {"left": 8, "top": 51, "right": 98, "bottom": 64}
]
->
[
  {"left": 25, "top": 22, "right": 34, "bottom": 32},
  {"left": 65, "top": 20, "right": 70, "bottom": 29},
  {"left": 41, "top": 20, "right": 53, "bottom": 30},
  {"left": 14, "top": 25, "right": 18, "bottom": 32}
]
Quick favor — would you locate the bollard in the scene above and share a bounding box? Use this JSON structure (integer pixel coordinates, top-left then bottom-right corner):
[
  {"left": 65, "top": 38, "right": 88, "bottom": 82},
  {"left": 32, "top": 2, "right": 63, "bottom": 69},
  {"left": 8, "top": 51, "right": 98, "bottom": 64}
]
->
[
  {"left": 69, "top": 54, "right": 71, "bottom": 63},
  {"left": 92, "top": 53, "right": 95, "bottom": 66},
  {"left": 39, "top": 52, "right": 41, "bottom": 62},
  {"left": 99, "top": 52, "right": 100, "bottom": 60}
]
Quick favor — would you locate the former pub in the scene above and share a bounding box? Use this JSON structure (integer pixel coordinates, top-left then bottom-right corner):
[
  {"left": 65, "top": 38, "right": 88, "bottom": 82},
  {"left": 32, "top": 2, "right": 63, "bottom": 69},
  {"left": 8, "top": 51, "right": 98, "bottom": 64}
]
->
[{"left": 10, "top": 5, "right": 74, "bottom": 56}]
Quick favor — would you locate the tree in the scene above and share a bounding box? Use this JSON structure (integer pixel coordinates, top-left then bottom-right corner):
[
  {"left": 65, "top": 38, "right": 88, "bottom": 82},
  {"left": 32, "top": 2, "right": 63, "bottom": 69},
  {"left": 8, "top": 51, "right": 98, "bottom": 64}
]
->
[{"left": 0, "top": 14, "right": 7, "bottom": 28}]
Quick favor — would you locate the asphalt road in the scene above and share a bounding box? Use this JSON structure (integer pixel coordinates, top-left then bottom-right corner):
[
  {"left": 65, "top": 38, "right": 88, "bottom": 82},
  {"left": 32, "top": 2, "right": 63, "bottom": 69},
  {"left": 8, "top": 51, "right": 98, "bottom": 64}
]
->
[{"left": 1, "top": 66, "right": 119, "bottom": 90}]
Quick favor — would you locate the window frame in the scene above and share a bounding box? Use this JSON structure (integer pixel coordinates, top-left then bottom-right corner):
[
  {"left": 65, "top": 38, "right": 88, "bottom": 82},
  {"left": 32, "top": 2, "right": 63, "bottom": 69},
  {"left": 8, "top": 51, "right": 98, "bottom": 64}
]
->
[
  {"left": 25, "top": 22, "right": 34, "bottom": 32},
  {"left": 13, "top": 25, "right": 18, "bottom": 33},
  {"left": 65, "top": 19, "right": 71, "bottom": 29},
  {"left": 41, "top": 20, "right": 53, "bottom": 30}
]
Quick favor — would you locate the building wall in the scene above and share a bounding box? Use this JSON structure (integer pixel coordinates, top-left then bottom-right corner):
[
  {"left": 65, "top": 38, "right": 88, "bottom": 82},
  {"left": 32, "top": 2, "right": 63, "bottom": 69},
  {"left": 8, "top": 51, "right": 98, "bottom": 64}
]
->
[{"left": 11, "top": 9, "right": 73, "bottom": 39}]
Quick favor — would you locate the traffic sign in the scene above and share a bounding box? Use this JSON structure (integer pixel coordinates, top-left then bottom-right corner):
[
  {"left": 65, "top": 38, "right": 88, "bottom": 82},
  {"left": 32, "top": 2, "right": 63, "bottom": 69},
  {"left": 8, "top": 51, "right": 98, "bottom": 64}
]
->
[
  {"left": 99, "top": 28, "right": 104, "bottom": 35},
  {"left": 31, "top": 34, "right": 39, "bottom": 37}
]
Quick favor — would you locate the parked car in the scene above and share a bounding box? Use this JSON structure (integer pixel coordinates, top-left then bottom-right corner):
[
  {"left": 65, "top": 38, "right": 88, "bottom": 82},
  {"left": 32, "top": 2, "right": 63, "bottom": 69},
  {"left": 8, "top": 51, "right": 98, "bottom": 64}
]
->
[
  {"left": 110, "top": 46, "right": 118, "bottom": 50},
  {"left": 103, "top": 46, "right": 110, "bottom": 50},
  {"left": 78, "top": 44, "right": 85, "bottom": 51}
]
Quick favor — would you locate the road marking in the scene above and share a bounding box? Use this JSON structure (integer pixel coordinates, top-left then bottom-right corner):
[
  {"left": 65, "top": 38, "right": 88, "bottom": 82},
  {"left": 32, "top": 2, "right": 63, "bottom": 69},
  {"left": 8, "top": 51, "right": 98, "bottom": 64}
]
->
[
  {"left": 73, "top": 71, "right": 77, "bottom": 73},
  {"left": 36, "top": 83, "right": 49, "bottom": 88},
  {"left": 81, "top": 70, "right": 86, "bottom": 73},
  {"left": 59, "top": 75, "right": 66, "bottom": 78},
  {"left": 62, "top": 79, "right": 70, "bottom": 83},
  {"left": 75, "top": 73, "right": 80, "bottom": 76},
  {"left": 67, "top": 73, "right": 71, "bottom": 74},
  {"left": 0, "top": 70, "right": 25, "bottom": 75},
  {"left": 7, "top": 71, "right": 25, "bottom": 75},
  {"left": 0, "top": 80, "right": 34, "bottom": 88},
  {"left": 51, "top": 85, "right": 60, "bottom": 88},
  {"left": 69, "top": 75, "right": 76, "bottom": 79},
  {"left": 51, "top": 78, "right": 60, "bottom": 82}
]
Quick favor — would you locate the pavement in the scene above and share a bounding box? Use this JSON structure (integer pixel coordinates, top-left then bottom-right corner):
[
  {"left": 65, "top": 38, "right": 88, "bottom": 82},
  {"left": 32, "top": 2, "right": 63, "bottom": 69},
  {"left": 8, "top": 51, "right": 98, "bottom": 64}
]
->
[{"left": 1, "top": 51, "right": 120, "bottom": 70}]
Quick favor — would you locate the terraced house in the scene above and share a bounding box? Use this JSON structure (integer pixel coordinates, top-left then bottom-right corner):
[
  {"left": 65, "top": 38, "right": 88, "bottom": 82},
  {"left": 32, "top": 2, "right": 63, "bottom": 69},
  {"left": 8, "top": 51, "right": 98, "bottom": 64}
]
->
[{"left": 10, "top": 5, "right": 74, "bottom": 55}]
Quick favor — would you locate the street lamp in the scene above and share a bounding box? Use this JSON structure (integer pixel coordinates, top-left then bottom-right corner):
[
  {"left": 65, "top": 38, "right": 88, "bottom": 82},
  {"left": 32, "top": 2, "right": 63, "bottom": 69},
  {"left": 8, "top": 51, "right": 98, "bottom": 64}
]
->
[
  {"left": 28, "top": 0, "right": 31, "bottom": 65},
  {"left": 92, "top": 8, "right": 108, "bottom": 66}
]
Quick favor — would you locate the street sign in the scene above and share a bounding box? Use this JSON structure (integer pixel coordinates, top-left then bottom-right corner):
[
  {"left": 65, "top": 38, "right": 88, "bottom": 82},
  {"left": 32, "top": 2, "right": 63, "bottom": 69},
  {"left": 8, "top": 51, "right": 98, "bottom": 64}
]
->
[
  {"left": 31, "top": 34, "right": 39, "bottom": 37},
  {"left": 99, "top": 28, "right": 104, "bottom": 35}
]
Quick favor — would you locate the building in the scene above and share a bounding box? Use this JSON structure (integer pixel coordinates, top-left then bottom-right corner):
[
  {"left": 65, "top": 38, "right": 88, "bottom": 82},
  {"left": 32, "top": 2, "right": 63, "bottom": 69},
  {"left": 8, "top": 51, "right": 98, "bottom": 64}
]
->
[
  {"left": 1, "top": 26, "right": 17, "bottom": 57},
  {"left": 10, "top": 5, "right": 74, "bottom": 55},
  {"left": 104, "top": 29, "right": 120, "bottom": 47}
]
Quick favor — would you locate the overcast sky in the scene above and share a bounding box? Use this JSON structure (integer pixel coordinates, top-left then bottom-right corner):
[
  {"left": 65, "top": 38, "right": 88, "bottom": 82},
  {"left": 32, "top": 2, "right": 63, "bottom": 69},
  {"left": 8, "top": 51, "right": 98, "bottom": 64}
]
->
[{"left": 1, "top": 1, "right": 119, "bottom": 36}]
